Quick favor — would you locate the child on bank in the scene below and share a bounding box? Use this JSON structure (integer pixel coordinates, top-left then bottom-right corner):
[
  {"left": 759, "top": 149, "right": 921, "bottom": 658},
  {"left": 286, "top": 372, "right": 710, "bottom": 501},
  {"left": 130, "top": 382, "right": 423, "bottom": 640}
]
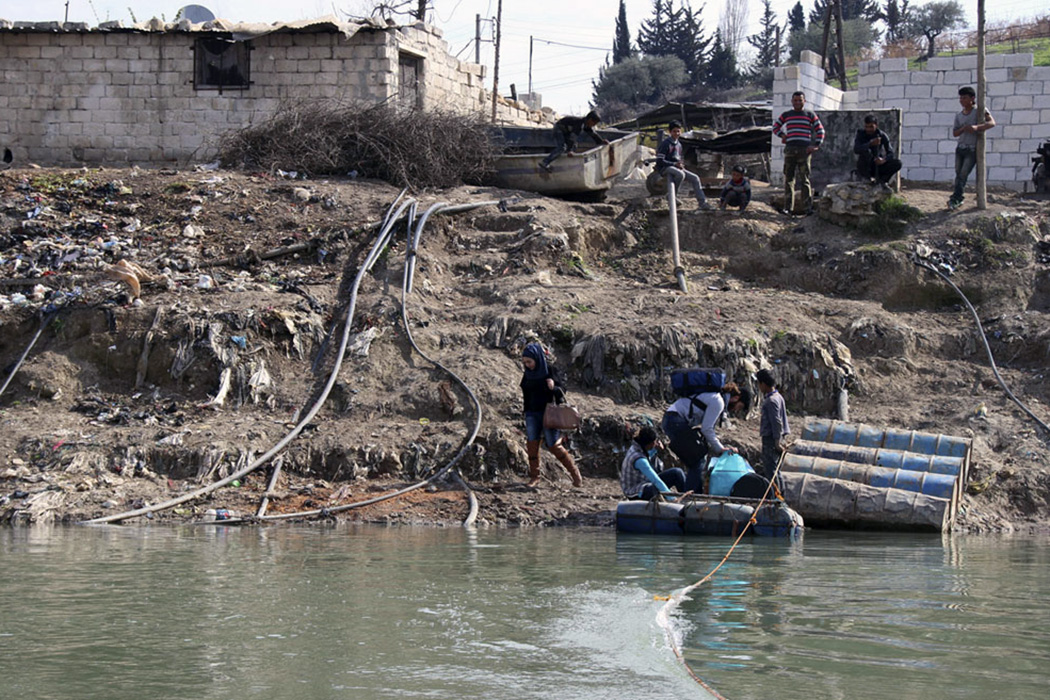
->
[{"left": 718, "top": 165, "right": 751, "bottom": 212}]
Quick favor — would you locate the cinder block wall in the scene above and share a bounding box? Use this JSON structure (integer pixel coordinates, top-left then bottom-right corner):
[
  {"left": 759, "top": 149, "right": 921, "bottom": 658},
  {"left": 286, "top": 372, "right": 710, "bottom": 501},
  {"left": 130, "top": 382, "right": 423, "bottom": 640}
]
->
[
  {"left": 0, "top": 22, "right": 542, "bottom": 166},
  {"left": 773, "top": 49, "right": 1049, "bottom": 190},
  {"left": 771, "top": 50, "right": 859, "bottom": 185},
  {"left": 857, "top": 53, "right": 1049, "bottom": 188}
]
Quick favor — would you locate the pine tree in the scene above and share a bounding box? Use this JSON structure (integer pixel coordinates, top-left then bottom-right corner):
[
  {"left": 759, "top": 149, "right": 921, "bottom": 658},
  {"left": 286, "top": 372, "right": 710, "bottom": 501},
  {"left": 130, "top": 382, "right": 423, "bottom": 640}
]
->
[
  {"left": 788, "top": 2, "right": 806, "bottom": 31},
  {"left": 883, "top": 0, "right": 910, "bottom": 43},
  {"left": 707, "top": 30, "right": 738, "bottom": 90},
  {"left": 612, "top": 0, "right": 634, "bottom": 64},
  {"left": 747, "top": 0, "right": 781, "bottom": 70},
  {"left": 810, "top": 0, "right": 880, "bottom": 24},
  {"left": 638, "top": 1, "right": 711, "bottom": 86}
]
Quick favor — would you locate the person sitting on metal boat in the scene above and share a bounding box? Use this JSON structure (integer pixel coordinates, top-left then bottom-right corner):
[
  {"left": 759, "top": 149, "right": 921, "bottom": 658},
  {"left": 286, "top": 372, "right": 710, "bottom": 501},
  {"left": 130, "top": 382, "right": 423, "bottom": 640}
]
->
[
  {"left": 538, "top": 110, "right": 608, "bottom": 173},
  {"left": 661, "top": 382, "right": 750, "bottom": 493},
  {"left": 620, "top": 427, "right": 688, "bottom": 500}
]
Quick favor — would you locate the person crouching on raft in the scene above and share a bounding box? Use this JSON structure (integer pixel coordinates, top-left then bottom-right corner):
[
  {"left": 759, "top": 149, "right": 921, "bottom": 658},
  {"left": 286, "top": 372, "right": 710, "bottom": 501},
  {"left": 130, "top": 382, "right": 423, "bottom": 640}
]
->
[{"left": 520, "top": 342, "right": 583, "bottom": 488}]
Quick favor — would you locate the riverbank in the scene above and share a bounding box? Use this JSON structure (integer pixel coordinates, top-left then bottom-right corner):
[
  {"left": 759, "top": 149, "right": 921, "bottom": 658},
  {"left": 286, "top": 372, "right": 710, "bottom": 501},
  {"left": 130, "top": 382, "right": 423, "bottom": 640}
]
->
[{"left": 1, "top": 167, "right": 1048, "bottom": 531}]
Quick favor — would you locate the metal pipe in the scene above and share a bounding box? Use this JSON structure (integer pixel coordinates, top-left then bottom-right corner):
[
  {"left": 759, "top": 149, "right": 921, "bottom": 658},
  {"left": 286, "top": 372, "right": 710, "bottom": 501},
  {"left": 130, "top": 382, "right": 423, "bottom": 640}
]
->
[{"left": 667, "top": 180, "right": 687, "bottom": 293}]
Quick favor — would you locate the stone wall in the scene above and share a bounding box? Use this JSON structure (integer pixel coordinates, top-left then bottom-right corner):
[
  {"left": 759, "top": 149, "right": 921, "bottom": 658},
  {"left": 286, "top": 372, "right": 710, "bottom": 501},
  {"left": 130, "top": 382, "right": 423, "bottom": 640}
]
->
[
  {"left": 0, "top": 19, "right": 546, "bottom": 166},
  {"left": 774, "top": 48, "right": 1050, "bottom": 191}
]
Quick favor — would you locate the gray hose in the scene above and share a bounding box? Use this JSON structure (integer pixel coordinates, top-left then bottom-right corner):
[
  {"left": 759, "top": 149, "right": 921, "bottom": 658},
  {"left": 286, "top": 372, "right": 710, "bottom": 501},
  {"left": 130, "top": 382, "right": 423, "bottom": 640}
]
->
[
  {"left": 82, "top": 197, "right": 413, "bottom": 524},
  {"left": 915, "top": 258, "right": 1050, "bottom": 437},
  {"left": 189, "top": 198, "right": 500, "bottom": 526},
  {"left": 0, "top": 310, "right": 56, "bottom": 401}
]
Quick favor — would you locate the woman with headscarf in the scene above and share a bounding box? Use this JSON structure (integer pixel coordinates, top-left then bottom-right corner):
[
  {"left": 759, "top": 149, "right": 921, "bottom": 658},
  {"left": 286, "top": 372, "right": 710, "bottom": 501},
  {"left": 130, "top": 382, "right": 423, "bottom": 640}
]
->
[{"left": 520, "top": 342, "right": 582, "bottom": 488}]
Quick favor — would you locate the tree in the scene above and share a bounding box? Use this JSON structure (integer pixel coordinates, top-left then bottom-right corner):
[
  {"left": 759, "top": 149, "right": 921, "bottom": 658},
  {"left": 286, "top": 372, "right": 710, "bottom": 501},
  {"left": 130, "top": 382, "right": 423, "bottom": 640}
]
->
[
  {"left": 905, "top": 1, "right": 965, "bottom": 58},
  {"left": 809, "top": 0, "right": 880, "bottom": 23},
  {"left": 747, "top": 0, "right": 781, "bottom": 87},
  {"left": 748, "top": 0, "right": 781, "bottom": 68},
  {"left": 613, "top": 0, "right": 635, "bottom": 64},
  {"left": 788, "top": 17, "right": 877, "bottom": 62},
  {"left": 788, "top": 2, "right": 806, "bottom": 31},
  {"left": 707, "top": 29, "right": 738, "bottom": 90},
  {"left": 719, "top": 0, "right": 749, "bottom": 57},
  {"left": 637, "top": 0, "right": 711, "bottom": 86},
  {"left": 882, "top": 0, "right": 911, "bottom": 43},
  {"left": 591, "top": 54, "right": 689, "bottom": 113}
]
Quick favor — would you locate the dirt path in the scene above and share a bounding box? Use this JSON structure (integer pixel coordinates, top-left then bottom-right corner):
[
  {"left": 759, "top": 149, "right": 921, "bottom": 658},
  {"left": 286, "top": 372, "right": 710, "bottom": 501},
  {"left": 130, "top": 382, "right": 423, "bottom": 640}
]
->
[{"left": 1, "top": 167, "right": 1048, "bottom": 531}]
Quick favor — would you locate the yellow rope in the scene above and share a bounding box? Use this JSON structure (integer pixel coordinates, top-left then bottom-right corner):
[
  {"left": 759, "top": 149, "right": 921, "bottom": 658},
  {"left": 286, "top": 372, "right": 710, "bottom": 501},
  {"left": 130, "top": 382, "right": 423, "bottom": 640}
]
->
[{"left": 655, "top": 452, "right": 788, "bottom": 699}]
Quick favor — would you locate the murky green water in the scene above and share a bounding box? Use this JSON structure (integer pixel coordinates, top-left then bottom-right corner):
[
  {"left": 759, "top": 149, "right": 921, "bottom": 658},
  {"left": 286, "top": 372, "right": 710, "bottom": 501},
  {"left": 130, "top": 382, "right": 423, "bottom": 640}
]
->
[{"left": 1, "top": 526, "right": 1047, "bottom": 700}]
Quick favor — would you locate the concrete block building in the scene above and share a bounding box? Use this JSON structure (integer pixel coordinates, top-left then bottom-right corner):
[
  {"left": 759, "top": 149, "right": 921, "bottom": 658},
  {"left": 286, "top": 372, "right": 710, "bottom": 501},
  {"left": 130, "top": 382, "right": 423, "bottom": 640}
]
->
[{"left": 0, "top": 15, "right": 546, "bottom": 166}]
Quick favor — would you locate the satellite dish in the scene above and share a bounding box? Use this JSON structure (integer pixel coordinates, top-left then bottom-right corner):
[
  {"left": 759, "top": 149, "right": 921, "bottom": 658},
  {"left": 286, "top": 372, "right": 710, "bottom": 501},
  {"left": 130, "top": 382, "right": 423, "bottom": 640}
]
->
[{"left": 178, "top": 5, "right": 216, "bottom": 23}]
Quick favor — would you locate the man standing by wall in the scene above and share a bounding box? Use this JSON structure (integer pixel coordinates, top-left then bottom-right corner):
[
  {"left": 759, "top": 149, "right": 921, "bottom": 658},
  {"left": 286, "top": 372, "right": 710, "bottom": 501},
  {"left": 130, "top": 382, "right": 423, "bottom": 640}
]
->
[
  {"left": 772, "top": 91, "right": 824, "bottom": 216},
  {"left": 949, "top": 86, "right": 996, "bottom": 210}
]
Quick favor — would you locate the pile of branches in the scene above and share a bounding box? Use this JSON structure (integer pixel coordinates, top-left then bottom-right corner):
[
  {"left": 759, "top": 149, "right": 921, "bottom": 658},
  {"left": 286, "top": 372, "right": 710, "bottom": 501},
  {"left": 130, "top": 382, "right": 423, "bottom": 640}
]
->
[{"left": 218, "top": 100, "right": 500, "bottom": 189}]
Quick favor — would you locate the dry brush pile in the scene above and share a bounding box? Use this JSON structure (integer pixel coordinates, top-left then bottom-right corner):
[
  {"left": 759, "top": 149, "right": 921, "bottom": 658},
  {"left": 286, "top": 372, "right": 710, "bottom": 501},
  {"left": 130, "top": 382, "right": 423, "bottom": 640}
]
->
[{"left": 218, "top": 101, "right": 501, "bottom": 189}]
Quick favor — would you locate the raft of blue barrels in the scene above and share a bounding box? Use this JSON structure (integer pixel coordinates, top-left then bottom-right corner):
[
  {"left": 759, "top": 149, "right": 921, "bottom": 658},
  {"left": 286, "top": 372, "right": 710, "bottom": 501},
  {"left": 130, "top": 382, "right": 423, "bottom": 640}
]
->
[
  {"left": 615, "top": 496, "right": 804, "bottom": 538},
  {"left": 779, "top": 418, "right": 971, "bottom": 532}
]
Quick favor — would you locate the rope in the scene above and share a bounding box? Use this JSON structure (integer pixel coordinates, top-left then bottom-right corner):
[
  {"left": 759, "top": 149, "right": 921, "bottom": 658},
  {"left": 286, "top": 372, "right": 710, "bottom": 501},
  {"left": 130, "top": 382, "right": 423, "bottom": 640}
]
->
[
  {"left": 654, "top": 454, "right": 789, "bottom": 699},
  {"left": 914, "top": 258, "right": 1050, "bottom": 437}
]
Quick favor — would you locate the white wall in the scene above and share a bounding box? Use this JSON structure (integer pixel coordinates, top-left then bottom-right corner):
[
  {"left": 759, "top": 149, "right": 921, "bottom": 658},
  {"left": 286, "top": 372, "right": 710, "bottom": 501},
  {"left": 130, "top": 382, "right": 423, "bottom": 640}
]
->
[{"left": 773, "top": 49, "right": 1050, "bottom": 191}]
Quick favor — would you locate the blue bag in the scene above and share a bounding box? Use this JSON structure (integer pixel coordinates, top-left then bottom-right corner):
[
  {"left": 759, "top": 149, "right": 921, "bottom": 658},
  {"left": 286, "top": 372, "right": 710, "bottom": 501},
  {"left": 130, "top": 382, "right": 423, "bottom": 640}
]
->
[
  {"left": 670, "top": 368, "right": 725, "bottom": 397},
  {"left": 707, "top": 453, "right": 755, "bottom": 496}
]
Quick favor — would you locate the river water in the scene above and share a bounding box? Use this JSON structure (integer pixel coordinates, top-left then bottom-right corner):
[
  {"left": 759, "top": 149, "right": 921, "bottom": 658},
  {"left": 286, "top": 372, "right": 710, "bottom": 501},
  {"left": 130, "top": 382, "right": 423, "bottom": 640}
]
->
[{"left": 1, "top": 525, "right": 1047, "bottom": 700}]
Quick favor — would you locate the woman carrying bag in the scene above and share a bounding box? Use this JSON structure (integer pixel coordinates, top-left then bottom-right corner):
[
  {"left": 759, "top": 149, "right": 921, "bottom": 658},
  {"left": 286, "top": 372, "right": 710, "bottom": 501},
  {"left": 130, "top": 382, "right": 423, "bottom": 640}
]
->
[{"left": 520, "top": 342, "right": 582, "bottom": 488}]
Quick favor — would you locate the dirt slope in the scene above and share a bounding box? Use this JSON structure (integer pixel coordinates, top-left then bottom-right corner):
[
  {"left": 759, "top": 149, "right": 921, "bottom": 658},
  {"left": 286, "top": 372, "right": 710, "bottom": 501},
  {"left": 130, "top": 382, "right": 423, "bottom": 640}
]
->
[{"left": 1, "top": 167, "right": 1048, "bottom": 531}]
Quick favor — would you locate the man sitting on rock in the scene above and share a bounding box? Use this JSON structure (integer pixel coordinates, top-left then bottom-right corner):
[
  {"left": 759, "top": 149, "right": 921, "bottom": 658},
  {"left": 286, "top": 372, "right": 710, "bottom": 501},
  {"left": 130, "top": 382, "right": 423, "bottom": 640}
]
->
[{"left": 853, "top": 114, "right": 901, "bottom": 187}]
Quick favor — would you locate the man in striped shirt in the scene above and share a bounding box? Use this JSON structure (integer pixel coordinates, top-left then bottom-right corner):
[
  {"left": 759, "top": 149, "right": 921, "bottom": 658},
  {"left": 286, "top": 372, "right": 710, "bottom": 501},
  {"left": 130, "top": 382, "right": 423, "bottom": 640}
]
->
[{"left": 772, "top": 91, "right": 825, "bottom": 215}]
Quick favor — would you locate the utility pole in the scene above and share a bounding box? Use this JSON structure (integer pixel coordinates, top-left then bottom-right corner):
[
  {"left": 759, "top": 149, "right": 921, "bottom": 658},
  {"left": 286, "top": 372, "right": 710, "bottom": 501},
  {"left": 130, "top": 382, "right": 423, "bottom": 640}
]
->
[
  {"left": 528, "top": 36, "right": 533, "bottom": 97},
  {"left": 976, "top": 0, "right": 987, "bottom": 209},
  {"left": 833, "top": 0, "right": 848, "bottom": 90},
  {"left": 491, "top": 0, "right": 502, "bottom": 123},
  {"left": 475, "top": 14, "right": 481, "bottom": 64},
  {"left": 774, "top": 25, "right": 781, "bottom": 67},
  {"left": 820, "top": 1, "right": 833, "bottom": 75},
  {"left": 414, "top": 0, "right": 426, "bottom": 21}
]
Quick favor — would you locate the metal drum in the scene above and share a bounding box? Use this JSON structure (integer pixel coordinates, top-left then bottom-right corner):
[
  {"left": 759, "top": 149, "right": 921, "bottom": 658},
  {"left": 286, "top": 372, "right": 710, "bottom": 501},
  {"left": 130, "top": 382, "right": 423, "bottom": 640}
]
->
[{"left": 615, "top": 500, "right": 684, "bottom": 535}]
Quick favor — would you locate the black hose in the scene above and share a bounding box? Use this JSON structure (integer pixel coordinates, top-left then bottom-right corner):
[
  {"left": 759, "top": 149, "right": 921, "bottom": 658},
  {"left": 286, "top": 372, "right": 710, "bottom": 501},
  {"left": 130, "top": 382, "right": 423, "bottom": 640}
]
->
[
  {"left": 0, "top": 310, "right": 57, "bottom": 401},
  {"left": 914, "top": 258, "right": 1050, "bottom": 437}
]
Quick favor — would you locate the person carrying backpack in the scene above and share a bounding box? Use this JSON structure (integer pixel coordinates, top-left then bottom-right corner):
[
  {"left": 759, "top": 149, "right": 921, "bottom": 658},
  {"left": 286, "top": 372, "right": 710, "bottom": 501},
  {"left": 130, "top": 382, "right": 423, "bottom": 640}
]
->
[
  {"left": 520, "top": 342, "right": 582, "bottom": 488},
  {"left": 661, "top": 377, "right": 750, "bottom": 493}
]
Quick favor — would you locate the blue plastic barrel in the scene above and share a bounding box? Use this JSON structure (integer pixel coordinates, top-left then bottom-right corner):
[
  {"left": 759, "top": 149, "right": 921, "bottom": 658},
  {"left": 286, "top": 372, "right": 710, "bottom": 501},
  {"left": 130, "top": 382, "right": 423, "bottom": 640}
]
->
[
  {"left": 792, "top": 439, "right": 964, "bottom": 478},
  {"left": 782, "top": 454, "right": 957, "bottom": 500},
  {"left": 801, "top": 418, "right": 970, "bottom": 459}
]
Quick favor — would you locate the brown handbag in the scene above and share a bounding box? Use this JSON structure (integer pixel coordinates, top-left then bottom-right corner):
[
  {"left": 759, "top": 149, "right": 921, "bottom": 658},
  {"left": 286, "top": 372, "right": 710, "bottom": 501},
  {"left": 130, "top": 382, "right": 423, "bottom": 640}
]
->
[{"left": 543, "top": 402, "right": 581, "bottom": 431}]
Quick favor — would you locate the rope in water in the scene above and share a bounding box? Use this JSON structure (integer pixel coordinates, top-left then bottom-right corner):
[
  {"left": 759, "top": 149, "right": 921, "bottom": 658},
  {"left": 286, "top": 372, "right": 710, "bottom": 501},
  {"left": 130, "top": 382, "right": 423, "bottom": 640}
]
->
[{"left": 654, "top": 454, "right": 788, "bottom": 699}]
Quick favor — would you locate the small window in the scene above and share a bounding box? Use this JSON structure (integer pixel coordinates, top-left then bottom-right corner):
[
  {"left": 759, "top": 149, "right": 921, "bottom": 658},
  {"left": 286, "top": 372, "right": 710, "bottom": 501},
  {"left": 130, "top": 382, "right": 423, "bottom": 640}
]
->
[{"left": 194, "top": 37, "right": 251, "bottom": 92}]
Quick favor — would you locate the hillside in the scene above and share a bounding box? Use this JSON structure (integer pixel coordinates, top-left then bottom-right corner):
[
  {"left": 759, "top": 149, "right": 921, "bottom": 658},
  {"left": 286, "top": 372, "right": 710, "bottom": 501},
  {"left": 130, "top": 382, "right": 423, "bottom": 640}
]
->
[{"left": 1, "top": 167, "right": 1048, "bottom": 531}]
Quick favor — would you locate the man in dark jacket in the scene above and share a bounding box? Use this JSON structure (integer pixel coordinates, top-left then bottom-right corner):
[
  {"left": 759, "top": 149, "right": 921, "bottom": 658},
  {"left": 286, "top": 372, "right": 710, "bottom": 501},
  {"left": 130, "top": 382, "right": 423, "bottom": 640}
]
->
[
  {"left": 854, "top": 114, "right": 902, "bottom": 186},
  {"left": 539, "top": 110, "right": 608, "bottom": 172},
  {"left": 655, "top": 120, "right": 713, "bottom": 210}
]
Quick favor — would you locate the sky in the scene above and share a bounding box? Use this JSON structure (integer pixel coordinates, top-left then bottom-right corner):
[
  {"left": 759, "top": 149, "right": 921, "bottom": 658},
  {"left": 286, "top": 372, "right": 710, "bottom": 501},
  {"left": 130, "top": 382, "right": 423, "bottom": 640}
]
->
[{"left": 3, "top": 0, "right": 1047, "bottom": 114}]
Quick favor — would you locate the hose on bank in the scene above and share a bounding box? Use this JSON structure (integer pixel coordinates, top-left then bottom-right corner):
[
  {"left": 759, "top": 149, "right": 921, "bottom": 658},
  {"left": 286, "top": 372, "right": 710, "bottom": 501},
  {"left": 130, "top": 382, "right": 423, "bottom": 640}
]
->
[
  {"left": 99, "top": 194, "right": 503, "bottom": 528},
  {"left": 209, "top": 200, "right": 493, "bottom": 526},
  {"left": 0, "top": 309, "right": 58, "bottom": 401},
  {"left": 914, "top": 258, "right": 1050, "bottom": 437},
  {"left": 235, "top": 199, "right": 498, "bottom": 524},
  {"left": 82, "top": 193, "right": 414, "bottom": 524}
]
